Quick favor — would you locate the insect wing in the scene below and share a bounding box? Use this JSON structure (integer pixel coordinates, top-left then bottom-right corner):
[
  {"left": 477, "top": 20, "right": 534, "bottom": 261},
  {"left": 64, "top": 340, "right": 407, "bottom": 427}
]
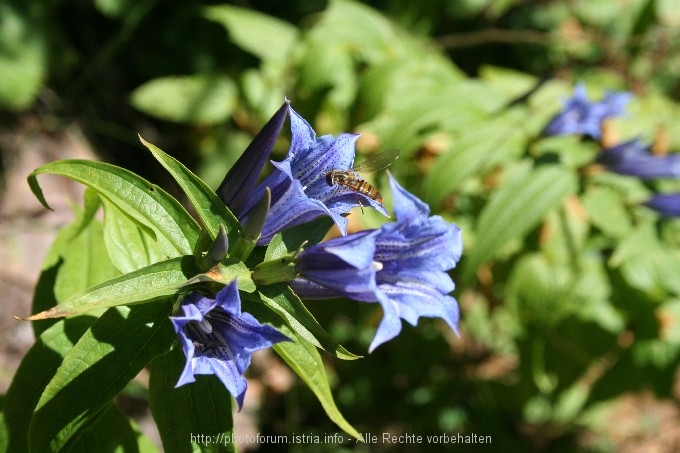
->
[{"left": 351, "top": 149, "right": 400, "bottom": 174}]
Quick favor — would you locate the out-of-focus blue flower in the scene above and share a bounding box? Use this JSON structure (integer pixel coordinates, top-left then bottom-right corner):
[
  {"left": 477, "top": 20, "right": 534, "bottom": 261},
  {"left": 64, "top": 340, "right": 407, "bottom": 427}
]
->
[
  {"left": 238, "top": 106, "right": 389, "bottom": 245},
  {"left": 596, "top": 139, "right": 680, "bottom": 179},
  {"left": 170, "top": 281, "right": 289, "bottom": 409},
  {"left": 544, "top": 83, "right": 631, "bottom": 139},
  {"left": 216, "top": 100, "right": 289, "bottom": 219},
  {"left": 292, "top": 174, "right": 463, "bottom": 352},
  {"left": 643, "top": 193, "right": 680, "bottom": 217}
]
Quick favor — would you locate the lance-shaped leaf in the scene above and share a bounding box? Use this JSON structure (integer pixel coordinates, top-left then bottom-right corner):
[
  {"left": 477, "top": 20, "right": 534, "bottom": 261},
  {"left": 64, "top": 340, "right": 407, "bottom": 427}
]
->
[
  {"left": 18, "top": 256, "right": 198, "bottom": 320},
  {"left": 149, "top": 348, "right": 235, "bottom": 452},
  {"left": 274, "top": 326, "right": 363, "bottom": 441},
  {"left": 242, "top": 284, "right": 359, "bottom": 360},
  {"left": 140, "top": 136, "right": 242, "bottom": 243},
  {"left": 32, "top": 192, "right": 120, "bottom": 337},
  {"left": 203, "top": 5, "right": 298, "bottom": 63},
  {"left": 463, "top": 163, "right": 577, "bottom": 282},
  {"left": 28, "top": 302, "right": 176, "bottom": 452},
  {"left": 100, "top": 196, "right": 167, "bottom": 274},
  {"left": 181, "top": 258, "right": 257, "bottom": 293},
  {"left": 67, "top": 404, "right": 158, "bottom": 452},
  {"left": 28, "top": 159, "right": 200, "bottom": 258},
  {"left": 1, "top": 317, "right": 95, "bottom": 453}
]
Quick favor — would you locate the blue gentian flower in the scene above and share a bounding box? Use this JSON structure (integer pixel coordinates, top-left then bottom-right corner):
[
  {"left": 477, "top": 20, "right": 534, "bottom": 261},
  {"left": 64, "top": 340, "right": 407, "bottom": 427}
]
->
[
  {"left": 292, "top": 173, "right": 463, "bottom": 352},
  {"left": 237, "top": 105, "right": 389, "bottom": 245},
  {"left": 216, "top": 100, "right": 289, "bottom": 218},
  {"left": 170, "top": 281, "right": 290, "bottom": 409},
  {"left": 544, "top": 83, "right": 631, "bottom": 139},
  {"left": 596, "top": 139, "right": 680, "bottom": 179},
  {"left": 644, "top": 193, "right": 680, "bottom": 217}
]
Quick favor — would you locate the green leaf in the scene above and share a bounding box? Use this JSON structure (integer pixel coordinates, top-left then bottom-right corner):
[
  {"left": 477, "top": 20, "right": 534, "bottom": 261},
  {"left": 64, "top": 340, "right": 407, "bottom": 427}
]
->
[
  {"left": 422, "top": 108, "right": 530, "bottom": 207},
  {"left": 657, "top": 299, "right": 680, "bottom": 345},
  {"left": 307, "top": 0, "right": 401, "bottom": 64},
  {"left": 620, "top": 248, "right": 680, "bottom": 298},
  {"left": 203, "top": 5, "right": 298, "bottom": 63},
  {"left": 0, "top": 2, "right": 48, "bottom": 110},
  {"left": 265, "top": 216, "right": 335, "bottom": 261},
  {"left": 149, "top": 348, "right": 235, "bottom": 453},
  {"left": 274, "top": 330, "right": 363, "bottom": 441},
  {"left": 631, "top": 0, "right": 658, "bottom": 38},
  {"left": 357, "top": 56, "right": 466, "bottom": 123},
  {"left": 610, "top": 220, "right": 660, "bottom": 267},
  {"left": 0, "top": 317, "right": 95, "bottom": 453},
  {"left": 568, "top": 258, "right": 621, "bottom": 332},
  {"left": 23, "top": 256, "right": 197, "bottom": 320},
  {"left": 463, "top": 163, "right": 577, "bottom": 282},
  {"left": 28, "top": 159, "right": 200, "bottom": 258},
  {"left": 130, "top": 74, "right": 237, "bottom": 125},
  {"left": 28, "top": 302, "right": 175, "bottom": 452},
  {"left": 505, "top": 253, "right": 568, "bottom": 326},
  {"left": 298, "top": 41, "right": 357, "bottom": 109},
  {"left": 139, "top": 136, "right": 241, "bottom": 243},
  {"left": 183, "top": 258, "right": 256, "bottom": 294},
  {"left": 243, "top": 285, "right": 360, "bottom": 361},
  {"left": 659, "top": 0, "right": 680, "bottom": 26},
  {"left": 53, "top": 210, "right": 121, "bottom": 307},
  {"left": 581, "top": 186, "right": 632, "bottom": 238},
  {"left": 31, "top": 192, "right": 119, "bottom": 336},
  {"left": 359, "top": 81, "right": 500, "bottom": 157},
  {"left": 101, "top": 196, "right": 167, "bottom": 274},
  {"left": 67, "top": 404, "right": 159, "bottom": 453},
  {"left": 478, "top": 65, "right": 543, "bottom": 101}
]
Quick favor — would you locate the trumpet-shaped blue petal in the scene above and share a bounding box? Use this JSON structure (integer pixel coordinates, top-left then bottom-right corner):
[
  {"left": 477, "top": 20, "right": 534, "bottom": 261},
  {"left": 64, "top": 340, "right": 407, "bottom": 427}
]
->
[
  {"left": 644, "top": 193, "right": 680, "bottom": 217},
  {"left": 170, "top": 281, "right": 289, "bottom": 410},
  {"left": 597, "top": 139, "right": 680, "bottom": 179},
  {"left": 292, "top": 174, "right": 463, "bottom": 352},
  {"left": 216, "top": 100, "right": 289, "bottom": 218},
  {"left": 544, "top": 83, "right": 631, "bottom": 139},
  {"left": 239, "top": 106, "right": 389, "bottom": 245},
  {"left": 294, "top": 230, "right": 381, "bottom": 301}
]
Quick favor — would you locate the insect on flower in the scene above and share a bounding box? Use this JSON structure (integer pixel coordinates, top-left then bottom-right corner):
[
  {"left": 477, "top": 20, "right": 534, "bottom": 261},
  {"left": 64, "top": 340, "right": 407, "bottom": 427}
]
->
[{"left": 325, "top": 149, "right": 400, "bottom": 208}]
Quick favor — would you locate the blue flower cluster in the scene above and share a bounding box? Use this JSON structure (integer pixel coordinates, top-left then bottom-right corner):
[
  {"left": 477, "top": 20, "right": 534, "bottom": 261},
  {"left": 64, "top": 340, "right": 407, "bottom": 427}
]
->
[
  {"left": 545, "top": 84, "right": 680, "bottom": 217},
  {"left": 172, "top": 101, "right": 463, "bottom": 407},
  {"left": 544, "top": 83, "right": 631, "bottom": 140},
  {"left": 292, "top": 174, "right": 462, "bottom": 352}
]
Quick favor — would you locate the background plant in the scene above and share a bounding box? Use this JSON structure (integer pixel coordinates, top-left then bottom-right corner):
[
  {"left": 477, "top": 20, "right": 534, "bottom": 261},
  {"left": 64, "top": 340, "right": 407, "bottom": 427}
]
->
[{"left": 2, "top": 0, "right": 680, "bottom": 451}]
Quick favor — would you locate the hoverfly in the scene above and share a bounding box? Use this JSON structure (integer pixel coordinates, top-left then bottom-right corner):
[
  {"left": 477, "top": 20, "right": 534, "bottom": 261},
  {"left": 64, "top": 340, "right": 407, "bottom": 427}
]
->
[{"left": 326, "top": 149, "right": 400, "bottom": 207}]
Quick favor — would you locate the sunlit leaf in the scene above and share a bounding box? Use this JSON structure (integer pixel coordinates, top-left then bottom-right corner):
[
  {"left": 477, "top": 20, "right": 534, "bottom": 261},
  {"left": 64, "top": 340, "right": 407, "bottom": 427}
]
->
[
  {"left": 463, "top": 163, "right": 577, "bottom": 282},
  {"left": 203, "top": 4, "right": 298, "bottom": 63},
  {"left": 422, "top": 108, "right": 530, "bottom": 207},
  {"left": 28, "top": 159, "right": 200, "bottom": 258},
  {"left": 28, "top": 302, "right": 174, "bottom": 452},
  {"left": 21, "top": 256, "right": 196, "bottom": 320},
  {"left": 31, "top": 191, "right": 119, "bottom": 336},
  {"left": 581, "top": 186, "right": 632, "bottom": 238},
  {"left": 274, "top": 330, "right": 363, "bottom": 441},
  {"left": 140, "top": 136, "right": 241, "bottom": 243},
  {"left": 100, "top": 196, "right": 167, "bottom": 274},
  {"left": 130, "top": 74, "right": 237, "bottom": 125},
  {"left": 243, "top": 285, "right": 360, "bottom": 361}
]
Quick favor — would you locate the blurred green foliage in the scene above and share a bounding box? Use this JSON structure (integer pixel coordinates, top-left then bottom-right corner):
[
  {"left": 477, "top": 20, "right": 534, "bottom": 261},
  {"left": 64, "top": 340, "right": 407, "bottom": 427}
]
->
[{"left": 3, "top": 0, "right": 680, "bottom": 450}]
